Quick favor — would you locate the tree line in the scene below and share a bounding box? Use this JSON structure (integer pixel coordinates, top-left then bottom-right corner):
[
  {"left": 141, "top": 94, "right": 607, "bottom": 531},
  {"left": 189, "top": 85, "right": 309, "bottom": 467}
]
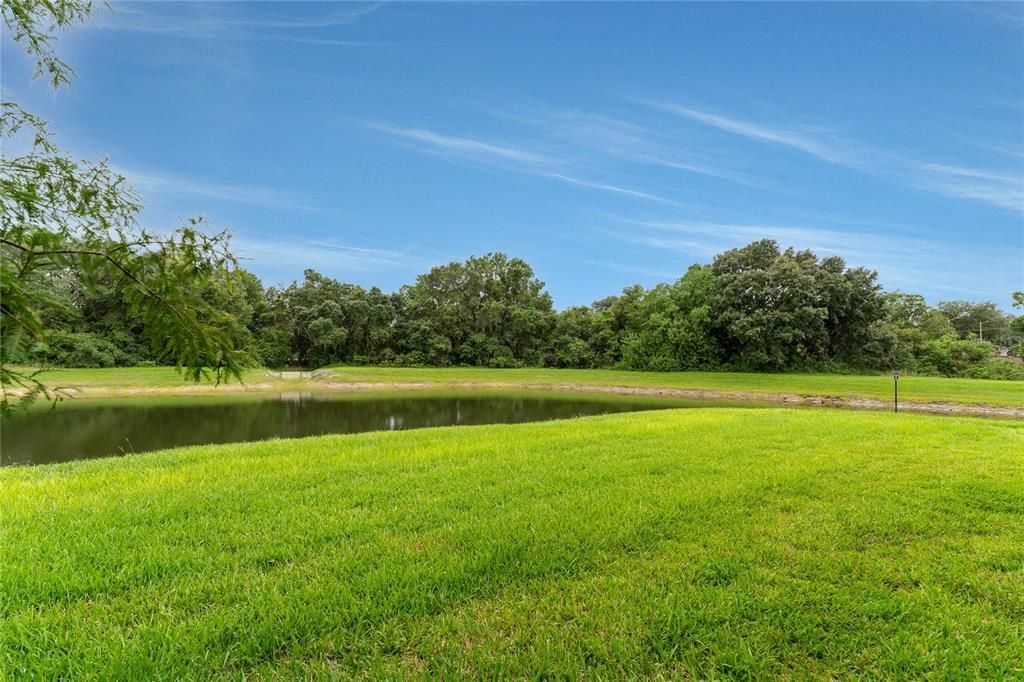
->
[{"left": 20, "top": 242, "right": 1024, "bottom": 380}]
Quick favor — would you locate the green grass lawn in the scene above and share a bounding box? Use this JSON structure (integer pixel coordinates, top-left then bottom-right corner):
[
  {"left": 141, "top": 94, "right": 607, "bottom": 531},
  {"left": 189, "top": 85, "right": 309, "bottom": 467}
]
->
[
  {"left": 325, "top": 366, "right": 1024, "bottom": 406},
  {"left": 25, "top": 365, "right": 1024, "bottom": 407},
  {"left": 26, "top": 366, "right": 266, "bottom": 388},
  {"left": 2, "top": 409, "right": 1022, "bottom": 678}
]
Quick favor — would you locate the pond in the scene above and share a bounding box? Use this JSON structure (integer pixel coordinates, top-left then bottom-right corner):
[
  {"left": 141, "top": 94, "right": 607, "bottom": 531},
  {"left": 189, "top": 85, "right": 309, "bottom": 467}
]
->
[{"left": 0, "top": 391, "right": 752, "bottom": 466}]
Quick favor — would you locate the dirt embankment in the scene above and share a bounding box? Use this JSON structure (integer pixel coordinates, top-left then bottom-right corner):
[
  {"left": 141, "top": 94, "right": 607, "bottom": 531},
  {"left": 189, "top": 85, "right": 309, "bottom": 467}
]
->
[{"left": 42, "top": 373, "right": 1024, "bottom": 419}]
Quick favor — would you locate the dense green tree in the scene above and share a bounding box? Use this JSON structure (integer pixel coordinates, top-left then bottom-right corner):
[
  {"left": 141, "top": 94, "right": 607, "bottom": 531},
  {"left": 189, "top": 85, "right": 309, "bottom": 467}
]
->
[
  {"left": 267, "top": 270, "right": 402, "bottom": 368},
  {"left": 711, "top": 241, "right": 828, "bottom": 370},
  {"left": 917, "top": 334, "right": 995, "bottom": 377},
  {"left": 249, "top": 287, "right": 292, "bottom": 368},
  {"left": 399, "top": 253, "right": 554, "bottom": 367},
  {"left": 815, "top": 257, "right": 887, "bottom": 365},
  {"left": 200, "top": 269, "right": 264, "bottom": 360},
  {"left": 587, "top": 284, "right": 646, "bottom": 366},
  {"left": 877, "top": 292, "right": 957, "bottom": 370},
  {"left": 1011, "top": 293, "right": 1024, "bottom": 349},
  {"left": 620, "top": 265, "right": 719, "bottom": 371},
  {"left": 709, "top": 241, "right": 888, "bottom": 371},
  {"left": 18, "top": 268, "right": 149, "bottom": 367},
  {"left": 936, "top": 300, "right": 1013, "bottom": 343},
  {"left": 885, "top": 293, "right": 956, "bottom": 338},
  {"left": 546, "top": 306, "right": 601, "bottom": 369},
  {"left": 895, "top": 297, "right": 1024, "bottom": 378}
]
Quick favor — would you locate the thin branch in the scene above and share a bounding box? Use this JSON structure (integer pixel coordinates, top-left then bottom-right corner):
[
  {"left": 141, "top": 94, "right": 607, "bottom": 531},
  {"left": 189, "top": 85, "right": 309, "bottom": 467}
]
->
[{"left": 1, "top": 238, "right": 184, "bottom": 321}]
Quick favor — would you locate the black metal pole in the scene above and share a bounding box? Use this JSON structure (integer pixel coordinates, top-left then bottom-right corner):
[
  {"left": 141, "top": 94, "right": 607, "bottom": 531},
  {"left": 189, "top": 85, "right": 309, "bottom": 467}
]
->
[{"left": 893, "top": 371, "right": 899, "bottom": 413}]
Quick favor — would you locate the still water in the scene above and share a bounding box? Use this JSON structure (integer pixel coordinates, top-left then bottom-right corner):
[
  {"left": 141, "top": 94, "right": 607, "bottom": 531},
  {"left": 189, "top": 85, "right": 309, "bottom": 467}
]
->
[{"left": 1, "top": 391, "right": 733, "bottom": 466}]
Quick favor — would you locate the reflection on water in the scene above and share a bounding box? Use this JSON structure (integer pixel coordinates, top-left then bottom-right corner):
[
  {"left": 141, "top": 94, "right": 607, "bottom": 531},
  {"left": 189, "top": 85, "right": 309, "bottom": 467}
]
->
[{"left": 0, "top": 391, "right": 723, "bottom": 466}]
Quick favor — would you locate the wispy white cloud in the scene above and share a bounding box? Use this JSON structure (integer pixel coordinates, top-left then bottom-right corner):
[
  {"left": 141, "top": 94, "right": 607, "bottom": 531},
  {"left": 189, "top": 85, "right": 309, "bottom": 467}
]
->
[
  {"left": 581, "top": 259, "right": 677, "bottom": 280},
  {"left": 603, "top": 217, "right": 1022, "bottom": 293},
  {"left": 641, "top": 99, "right": 1024, "bottom": 212},
  {"left": 366, "top": 121, "right": 687, "bottom": 206},
  {"left": 215, "top": 3, "right": 381, "bottom": 30},
  {"left": 960, "top": 3, "right": 1024, "bottom": 30},
  {"left": 639, "top": 100, "right": 866, "bottom": 166},
  {"left": 540, "top": 173, "right": 688, "bottom": 206},
  {"left": 494, "top": 106, "right": 768, "bottom": 187},
  {"left": 92, "top": 2, "right": 381, "bottom": 41},
  {"left": 232, "top": 236, "right": 419, "bottom": 274},
  {"left": 913, "top": 162, "right": 1024, "bottom": 212},
  {"left": 245, "top": 35, "right": 379, "bottom": 48},
  {"left": 365, "top": 123, "right": 553, "bottom": 166},
  {"left": 121, "top": 167, "right": 314, "bottom": 211},
  {"left": 980, "top": 142, "right": 1024, "bottom": 161}
]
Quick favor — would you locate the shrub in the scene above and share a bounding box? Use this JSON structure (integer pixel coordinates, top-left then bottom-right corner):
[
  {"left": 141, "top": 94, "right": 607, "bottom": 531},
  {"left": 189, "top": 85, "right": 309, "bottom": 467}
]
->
[
  {"left": 917, "top": 335, "right": 994, "bottom": 377},
  {"left": 254, "top": 328, "right": 292, "bottom": 369},
  {"left": 963, "top": 359, "right": 1024, "bottom": 381},
  {"left": 28, "top": 331, "right": 142, "bottom": 368}
]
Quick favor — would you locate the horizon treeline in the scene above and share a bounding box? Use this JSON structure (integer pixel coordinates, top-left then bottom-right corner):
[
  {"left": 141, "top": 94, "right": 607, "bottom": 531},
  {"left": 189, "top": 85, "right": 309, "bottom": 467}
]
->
[{"left": 22, "top": 239, "right": 1024, "bottom": 379}]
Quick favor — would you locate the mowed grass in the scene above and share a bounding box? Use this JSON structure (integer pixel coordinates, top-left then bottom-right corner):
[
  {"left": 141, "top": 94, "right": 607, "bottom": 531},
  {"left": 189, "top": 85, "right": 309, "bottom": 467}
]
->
[
  {"left": 29, "top": 365, "right": 1024, "bottom": 407},
  {"left": 26, "top": 366, "right": 265, "bottom": 388},
  {"left": 2, "top": 409, "right": 1023, "bottom": 678},
  {"left": 331, "top": 366, "right": 1024, "bottom": 407}
]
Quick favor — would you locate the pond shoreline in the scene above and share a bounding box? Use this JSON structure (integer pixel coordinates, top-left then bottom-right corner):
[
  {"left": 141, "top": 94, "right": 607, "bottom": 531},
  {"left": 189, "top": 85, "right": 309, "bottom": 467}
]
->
[{"left": 42, "top": 375, "right": 1024, "bottom": 419}]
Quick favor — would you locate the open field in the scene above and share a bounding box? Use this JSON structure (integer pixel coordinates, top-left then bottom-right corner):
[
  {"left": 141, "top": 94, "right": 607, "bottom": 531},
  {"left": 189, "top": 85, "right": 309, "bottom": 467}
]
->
[
  {"left": 325, "top": 366, "right": 1024, "bottom": 408},
  {"left": 2, "top": 408, "right": 1023, "bottom": 678},
  {"left": 27, "top": 365, "right": 1024, "bottom": 411},
  {"left": 24, "top": 366, "right": 271, "bottom": 389}
]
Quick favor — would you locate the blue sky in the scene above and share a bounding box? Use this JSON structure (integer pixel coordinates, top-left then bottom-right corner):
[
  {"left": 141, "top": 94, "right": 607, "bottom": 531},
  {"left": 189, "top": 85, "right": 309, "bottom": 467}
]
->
[{"left": 4, "top": 1, "right": 1023, "bottom": 308}]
